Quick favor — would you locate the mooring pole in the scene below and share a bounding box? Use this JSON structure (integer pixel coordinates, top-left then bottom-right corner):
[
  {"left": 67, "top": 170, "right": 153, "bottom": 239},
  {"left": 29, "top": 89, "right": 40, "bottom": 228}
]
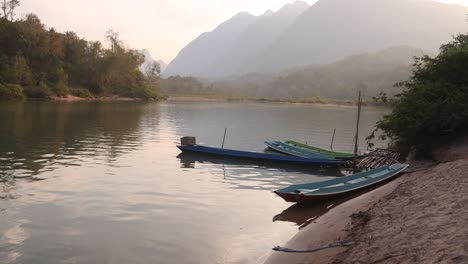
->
[
  {"left": 221, "top": 127, "right": 227, "bottom": 149},
  {"left": 330, "top": 128, "right": 336, "bottom": 151},
  {"left": 354, "top": 91, "right": 362, "bottom": 158}
]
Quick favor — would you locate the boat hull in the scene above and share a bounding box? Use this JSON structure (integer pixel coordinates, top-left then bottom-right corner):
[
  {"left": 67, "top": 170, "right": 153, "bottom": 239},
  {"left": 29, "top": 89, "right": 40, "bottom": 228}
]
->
[
  {"left": 285, "top": 140, "right": 354, "bottom": 159},
  {"left": 274, "top": 163, "right": 409, "bottom": 203},
  {"left": 177, "top": 145, "right": 343, "bottom": 166},
  {"left": 265, "top": 141, "right": 336, "bottom": 160}
]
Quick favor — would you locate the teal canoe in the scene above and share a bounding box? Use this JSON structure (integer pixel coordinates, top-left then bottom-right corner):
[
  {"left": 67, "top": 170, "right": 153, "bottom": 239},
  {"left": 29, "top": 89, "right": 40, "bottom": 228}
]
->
[
  {"left": 285, "top": 140, "right": 355, "bottom": 159},
  {"left": 265, "top": 141, "right": 336, "bottom": 160},
  {"left": 274, "top": 163, "right": 409, "bottom": 203}
]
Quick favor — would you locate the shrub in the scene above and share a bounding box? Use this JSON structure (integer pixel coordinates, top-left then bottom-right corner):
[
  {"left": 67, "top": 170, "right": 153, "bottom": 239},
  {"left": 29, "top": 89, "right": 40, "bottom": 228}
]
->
[
  {"left": 53, "top": 81, "right": 69, "bottom": 97},
  {"left": 70, "top": 87, "right": 93, "bottom": 98},
  {"left": 0, "top": 83, "right": 25, "bottom": 100},
  {"left": 368, "top": 34, "right": 468, "bottom": 155},
  {"left": 23, "top": 82, "right": 53, "bottom": 98}
]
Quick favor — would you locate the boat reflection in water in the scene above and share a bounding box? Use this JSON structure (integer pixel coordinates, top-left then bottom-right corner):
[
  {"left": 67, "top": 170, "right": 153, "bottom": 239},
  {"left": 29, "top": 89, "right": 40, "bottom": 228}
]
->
[
  {"left": 177, "top": 152, "right": 345, "bottom": 191},
  {"left": 177, "top": 152, "right": 343, "bottom": 174}
]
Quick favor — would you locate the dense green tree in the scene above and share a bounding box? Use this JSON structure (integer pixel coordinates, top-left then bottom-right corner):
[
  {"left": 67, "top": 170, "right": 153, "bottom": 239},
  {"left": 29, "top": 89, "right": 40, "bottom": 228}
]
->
[
  {"left": 0, "top": 13, "right": 162, "bottom": 100},
  {"left": 368, "top": 33, "right": 468, "bottom": 155}
]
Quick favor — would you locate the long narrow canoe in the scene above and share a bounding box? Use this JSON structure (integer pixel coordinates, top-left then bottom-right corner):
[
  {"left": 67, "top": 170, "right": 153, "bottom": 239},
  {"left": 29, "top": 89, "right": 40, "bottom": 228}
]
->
[
  {"left": 285, "top": 140, "right": 355, "bottom": 159},
  {"left": 275, "top": 163, "right": 409, "bottom": 203},
  {"left": 176, "top": 145, "right": 344, "bottom": 166},
  {"left": 265, "top": 141, "right": 336, "bottom": 160}
]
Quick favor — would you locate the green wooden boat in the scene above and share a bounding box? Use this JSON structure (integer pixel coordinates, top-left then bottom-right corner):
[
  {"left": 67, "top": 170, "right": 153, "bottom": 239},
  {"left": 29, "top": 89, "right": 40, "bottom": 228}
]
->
[
  {"left": 265, "top": 141, "right": 336, "bottom": 160},
  {"left": 274, "top": 163, "right": 409, "bottom": 203},
  {"left": 285, "top": 140, "right": 355, "bottom": 159}
]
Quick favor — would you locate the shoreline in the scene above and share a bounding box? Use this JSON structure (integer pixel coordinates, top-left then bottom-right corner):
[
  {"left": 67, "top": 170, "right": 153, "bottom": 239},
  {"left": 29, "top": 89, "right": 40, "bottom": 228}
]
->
[
  {"left": 266, "top": 144, "right": 468, "bottom": 263},
  {"left": 265, "top": 177, "right": 405, "bottom": 264},
  {"left": 167, "top": 95, "right": 389, "bottom": 107}
]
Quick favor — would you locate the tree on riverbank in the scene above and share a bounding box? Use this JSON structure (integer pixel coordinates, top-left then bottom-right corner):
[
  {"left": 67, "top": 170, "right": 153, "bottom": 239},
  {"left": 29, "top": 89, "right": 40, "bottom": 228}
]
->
[
  {"left": 369, "top": 33, "right": 468, "bottom": 155},
  {"left": 0, "top": 9, "right": 163, "bottom": 100}
]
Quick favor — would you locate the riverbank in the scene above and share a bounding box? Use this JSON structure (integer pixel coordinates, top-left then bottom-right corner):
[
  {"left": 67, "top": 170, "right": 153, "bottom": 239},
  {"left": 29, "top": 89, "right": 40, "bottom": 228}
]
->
[
  {"left": 266, "top": 139, "right": 468, "bottom": 263},
  {"left": 167, "top": 95, "right": 388, "bottom": 107},
  {"left": 50, "top": 95, "right": 145, "bottom": 101}
]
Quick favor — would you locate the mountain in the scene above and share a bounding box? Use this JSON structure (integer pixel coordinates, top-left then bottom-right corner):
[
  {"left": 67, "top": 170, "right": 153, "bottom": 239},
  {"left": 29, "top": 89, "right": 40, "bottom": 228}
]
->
[
  {"left": 205, "top": 1, "right": 310, "bottom": 77},
  {"left": 166, "top": 0, "right": 468, "bottom": 78},
  {"left": 204, "top": 46, "right": 427, "bottom": 99},
  {"left": 163, "top": 12, "right": 259, "bottom": 77},
  {"left": 253, "top": 0, "right": 468, "bottom": 73},
  {"left": 139, "top": 49, "right": 167, "bottom": 74}
]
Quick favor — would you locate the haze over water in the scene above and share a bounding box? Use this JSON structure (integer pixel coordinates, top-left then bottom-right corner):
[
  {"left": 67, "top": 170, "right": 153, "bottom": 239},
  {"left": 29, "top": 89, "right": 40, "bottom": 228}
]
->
[{"left": 0, "top": 101, "right": 386, "bottom": 264}]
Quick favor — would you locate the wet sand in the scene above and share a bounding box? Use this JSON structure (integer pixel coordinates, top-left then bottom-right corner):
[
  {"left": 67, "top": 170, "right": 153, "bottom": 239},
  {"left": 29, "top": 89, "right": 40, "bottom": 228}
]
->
[{"left": 265, "top": 178, "right": 404, "bottom": 264}]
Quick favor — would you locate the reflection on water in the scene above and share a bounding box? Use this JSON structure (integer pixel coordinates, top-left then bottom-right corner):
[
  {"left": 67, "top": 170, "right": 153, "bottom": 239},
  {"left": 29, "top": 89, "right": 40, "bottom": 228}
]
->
[
  {"left": 0, "top": 101, "right": 387, "bottom": 264},
  {"left": 178, "top": 153, "right": 345, "bottom": 191},
  {"left": 0, "top": 101, "right": 149, "bottom": 179},
  {"left": 272, "top": 178, "right": 396, "bottom": 229}
]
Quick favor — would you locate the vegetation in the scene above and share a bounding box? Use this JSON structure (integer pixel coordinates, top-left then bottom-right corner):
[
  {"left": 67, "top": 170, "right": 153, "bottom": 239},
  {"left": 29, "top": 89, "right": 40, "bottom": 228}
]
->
[
  {"left": 368, "top": 34, "right": 468, "bottom": 155},
  {"left": 160, "top": 76, "right": 215, "bottom": 96},
  {"left": 0, "top": 1, "right": 162, "bottom": 101}
]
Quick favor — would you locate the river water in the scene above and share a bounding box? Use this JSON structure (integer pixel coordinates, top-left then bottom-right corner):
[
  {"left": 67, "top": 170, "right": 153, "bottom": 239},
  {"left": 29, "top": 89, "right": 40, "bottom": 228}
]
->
[{"left": 0, "top": 101, "right": 387, "bottom": 264}]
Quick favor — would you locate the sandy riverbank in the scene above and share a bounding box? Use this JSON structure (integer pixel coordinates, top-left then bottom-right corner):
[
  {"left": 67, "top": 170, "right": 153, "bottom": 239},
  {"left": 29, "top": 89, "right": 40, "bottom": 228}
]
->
[
  {"left": 266, "top": 140, "right": 468, "bottom": 264},
  {"left": 49, "top": 95, "right": 143, "bottom": 101}
]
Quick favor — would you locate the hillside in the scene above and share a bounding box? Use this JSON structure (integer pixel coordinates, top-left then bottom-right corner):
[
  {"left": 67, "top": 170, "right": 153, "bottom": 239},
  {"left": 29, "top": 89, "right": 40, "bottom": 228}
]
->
[
  {"left": 204, "top": 1, "right": 310, "bottom": 77},
  {"left": 163, "top": 46, "right": 427, "bottom": 100},
  {"left": 163, "top": 12, "right": 259, "bottom": 77},
  {"left": 165, "top": 0, "right": 468, "bottom": 78},
  {"left": 254, "top": 0, "right": 468, "bottom": 73}
]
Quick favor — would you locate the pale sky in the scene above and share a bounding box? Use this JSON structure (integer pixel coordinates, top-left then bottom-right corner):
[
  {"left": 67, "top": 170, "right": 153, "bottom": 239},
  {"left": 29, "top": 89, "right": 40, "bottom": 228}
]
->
[{"left": 16, "top": 0, "right": 468, "bottom": 63}]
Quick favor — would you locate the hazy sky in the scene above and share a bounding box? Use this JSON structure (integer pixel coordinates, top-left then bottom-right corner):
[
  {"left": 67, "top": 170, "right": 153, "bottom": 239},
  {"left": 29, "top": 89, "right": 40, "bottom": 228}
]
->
[{"left": 16, "top": 0, "right": 468, "bottom": 63}]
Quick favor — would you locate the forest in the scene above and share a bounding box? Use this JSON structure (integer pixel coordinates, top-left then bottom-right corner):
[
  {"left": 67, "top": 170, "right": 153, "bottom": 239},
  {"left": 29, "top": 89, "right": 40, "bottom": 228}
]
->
[{"left": 0, "top": 1, "right": 162, "bottom": 100}]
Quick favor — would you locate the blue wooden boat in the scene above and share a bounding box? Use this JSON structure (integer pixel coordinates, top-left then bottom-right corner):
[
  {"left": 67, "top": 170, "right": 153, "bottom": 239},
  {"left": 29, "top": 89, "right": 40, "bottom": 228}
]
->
[
  {"left": 275, "top": 163, "right": 409, "bottom": 202},
  {"left": 176, "top": 145, "right": 344, "bottom": 166},
  {"left": 265, "top": 141, "right": 336, "bottom": 160}
]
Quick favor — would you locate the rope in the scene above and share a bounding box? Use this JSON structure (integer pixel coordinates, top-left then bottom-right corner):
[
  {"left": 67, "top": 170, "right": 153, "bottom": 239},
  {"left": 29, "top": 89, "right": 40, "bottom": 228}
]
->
[{"left": 272, "top": 241, "right": 354, "bottom": 253}]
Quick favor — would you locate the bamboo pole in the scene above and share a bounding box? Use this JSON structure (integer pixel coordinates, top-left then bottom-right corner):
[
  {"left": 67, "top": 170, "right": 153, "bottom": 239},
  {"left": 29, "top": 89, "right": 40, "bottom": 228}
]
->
[
  {"left": 330, "top": 128, "right": 336, "bottom": 151},
  {"left": 354, "top": 91, "right": 362, "bottom": 158},
  {"left": 221, "top": 127, "right": 227, "bottom": 149}
]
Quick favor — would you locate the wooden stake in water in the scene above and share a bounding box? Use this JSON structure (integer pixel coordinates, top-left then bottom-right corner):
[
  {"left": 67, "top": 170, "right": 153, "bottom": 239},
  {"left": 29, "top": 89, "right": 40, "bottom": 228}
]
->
[
  {"left": 354, "top": 91, "right": 362, "bottom": 158},
  {"left": 330, "top": 128, "right": 336, "bottom": 151},
  {"left": 221, "top": 127, "right": 227, "bottom": 149}
]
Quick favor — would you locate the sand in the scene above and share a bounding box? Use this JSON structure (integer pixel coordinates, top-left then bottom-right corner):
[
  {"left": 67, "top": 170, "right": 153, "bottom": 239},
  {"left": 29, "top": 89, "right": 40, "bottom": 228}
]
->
[
  {"left": 266, "top": 141, "right": 468, "bottom": 264},
  {"left": 265, "top": 178, "right": 404, "bottom": 264},
  {"left": 337, "top": 159, "right": 468, "bottom": 263}
]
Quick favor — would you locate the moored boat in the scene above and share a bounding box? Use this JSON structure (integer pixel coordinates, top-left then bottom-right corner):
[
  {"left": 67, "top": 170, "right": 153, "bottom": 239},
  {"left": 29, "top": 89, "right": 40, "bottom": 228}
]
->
[
  {"left": 274, "top": 163, "right": 409, "bottom": 203},
  {"left": 176, "top": 144, "right": 344, "bottom": 166},
  {"left": 285, "top": 140, "right": 355, "bottom": 159},
  {"left": 265, "top": 141, "right": 336, "bottom": 160}
]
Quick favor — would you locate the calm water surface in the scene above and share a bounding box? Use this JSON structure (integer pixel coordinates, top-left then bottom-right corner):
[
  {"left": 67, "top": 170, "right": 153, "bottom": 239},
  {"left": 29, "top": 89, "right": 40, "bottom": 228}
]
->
[{"left": 0, "top": 101, "right": 387, "bottom": 264}]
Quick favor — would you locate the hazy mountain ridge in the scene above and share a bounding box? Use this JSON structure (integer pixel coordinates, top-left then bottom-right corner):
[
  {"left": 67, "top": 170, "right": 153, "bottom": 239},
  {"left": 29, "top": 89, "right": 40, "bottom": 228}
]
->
[
  {"left": 164, "top": 1, "right": 310, "bottom": 77},
  {"left": 205, "top": 1, "right": 310, "bottom": 77},
  {"left": 163, "top": 12, "right": 259, "bottom": 77},
  {"left": 202, "top": 46, "right": 428, "bottom": 99},
  {"left": 254, "top": 0, "right": 468, "bottom": 73},
  {"left": 165, "top": 0, "right": 468, "bottom": 78}
]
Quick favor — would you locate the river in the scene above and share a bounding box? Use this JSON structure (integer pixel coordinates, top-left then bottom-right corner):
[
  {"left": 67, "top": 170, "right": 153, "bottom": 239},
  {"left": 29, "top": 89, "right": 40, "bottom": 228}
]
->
[{"left": 0, "top": 101, "right": 387, "bottom": 264}]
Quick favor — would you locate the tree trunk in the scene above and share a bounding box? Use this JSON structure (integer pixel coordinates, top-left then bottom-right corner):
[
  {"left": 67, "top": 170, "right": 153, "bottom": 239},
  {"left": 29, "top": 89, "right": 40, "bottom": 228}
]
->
[{"left": 2, "top": 0, "right": 7, "bottom": 19}]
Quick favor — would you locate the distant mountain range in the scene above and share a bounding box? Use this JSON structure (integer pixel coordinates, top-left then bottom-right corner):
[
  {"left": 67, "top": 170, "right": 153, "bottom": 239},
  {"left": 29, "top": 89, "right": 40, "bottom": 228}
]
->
[
  {"left": 164, "top": 0, "right": 468, "bottom": 78},
  {"left": 139, "top": 49, "right": 167, "bottom": 74},
  {"left": 191, "top": 46, "right": 428, "bottom": 99}
]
